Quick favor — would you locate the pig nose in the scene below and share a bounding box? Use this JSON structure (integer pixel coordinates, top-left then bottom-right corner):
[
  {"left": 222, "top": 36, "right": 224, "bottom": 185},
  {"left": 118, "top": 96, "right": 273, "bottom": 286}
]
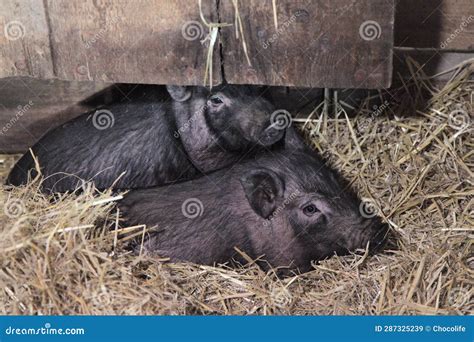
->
[
  {"left": 368, "top": 222, "right": 389, "bottom": 254},
  {"left": 258, "top": 125, "right": 285, "bottom": 146}
]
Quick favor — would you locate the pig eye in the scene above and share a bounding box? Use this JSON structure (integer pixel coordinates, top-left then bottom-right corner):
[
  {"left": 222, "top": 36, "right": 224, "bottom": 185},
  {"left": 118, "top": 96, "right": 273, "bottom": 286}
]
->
[
  {"left": 209, "top": 95, "right": 224, "bottom": 105},
  {"left": 302, "top": 204, "right": 319, "bottom": 217}
]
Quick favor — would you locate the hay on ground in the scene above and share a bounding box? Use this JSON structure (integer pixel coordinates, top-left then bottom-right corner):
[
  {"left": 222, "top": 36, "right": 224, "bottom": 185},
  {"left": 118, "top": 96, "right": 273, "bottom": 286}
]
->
[{"left": 0, "top": 60, "right": 472, "bottom": 315}]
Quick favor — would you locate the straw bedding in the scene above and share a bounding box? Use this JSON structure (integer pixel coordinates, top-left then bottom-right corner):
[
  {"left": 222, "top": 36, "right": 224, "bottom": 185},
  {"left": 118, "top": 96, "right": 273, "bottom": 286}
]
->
[{"left": 0, "top": 61, "right": 472, "bottom": 315}]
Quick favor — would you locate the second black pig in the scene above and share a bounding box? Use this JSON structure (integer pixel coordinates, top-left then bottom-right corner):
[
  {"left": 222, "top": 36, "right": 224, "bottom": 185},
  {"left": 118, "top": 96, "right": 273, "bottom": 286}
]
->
[
  {"left": 119, "top": 131, "right": 388, "bottom": 273},
  {"left": 7, "top": 85, "right": 284, "bottom": 193}
]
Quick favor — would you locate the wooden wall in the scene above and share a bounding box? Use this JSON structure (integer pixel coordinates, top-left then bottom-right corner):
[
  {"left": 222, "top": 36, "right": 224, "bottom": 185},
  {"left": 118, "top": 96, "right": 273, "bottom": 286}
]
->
[
  {"left": 393, "top": 0, "right": 474, "bottom": 81},
  {"left": 0, "top": 0, "right": 473, "bottom": 153},
  {"left": 395, "top": 0, "right": 474, "bottom": 50},
  {"left": 0, "top": 0, "right": 395, "bottom": 89},
  {"left": 0, "top": 0, "right": 221, "bottom": 85},
  {"left": 0, "top": 78, "right": 109, "bottom": 152}
]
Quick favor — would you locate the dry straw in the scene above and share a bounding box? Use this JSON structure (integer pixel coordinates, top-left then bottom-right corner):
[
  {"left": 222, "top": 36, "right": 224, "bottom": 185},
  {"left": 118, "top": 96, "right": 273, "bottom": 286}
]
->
[
  {"left": 0, "top": 60, "right": 472, "bottom": 315},
  {"left": 199, "top": 0, "right": 251, "bottom": 87}
]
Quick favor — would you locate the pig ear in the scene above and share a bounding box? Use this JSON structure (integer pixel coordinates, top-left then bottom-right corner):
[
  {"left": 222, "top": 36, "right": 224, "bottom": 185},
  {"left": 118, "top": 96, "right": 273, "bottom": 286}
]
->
[
  {"left": 166, "top": 85, "right": 192, "bottom": 102},
  {"left": 284, "top": 126, "right": 308, "bottom": 151},
  {"left": 240, "top": 168, "right": 285, "bottom": 219}
]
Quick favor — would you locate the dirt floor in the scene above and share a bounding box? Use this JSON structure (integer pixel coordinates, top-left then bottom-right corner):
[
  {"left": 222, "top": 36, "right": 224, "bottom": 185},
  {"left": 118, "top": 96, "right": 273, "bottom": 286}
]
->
[{"left": 0, "top": 60, "right": 472, "bottom": 315}]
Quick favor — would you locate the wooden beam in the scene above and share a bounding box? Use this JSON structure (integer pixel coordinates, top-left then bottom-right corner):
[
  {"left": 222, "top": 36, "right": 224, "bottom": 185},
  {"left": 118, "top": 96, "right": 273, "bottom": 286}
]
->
[
  {"left": 395, "top": 0, "right": 474, "bottom": 50},
  {"left": 0, "top": 77, "right": 109, "bottom": 153},
  {"left": 1, "top": 0, "right": 395, "bottom": 88},
  {"left": 219, "top": 0, "right": 395, "bottom": 88},
  {"left": 45, "top": 0, "right": 222, "bottom": 85},
  {"left": 0, "top": 0, "right": 54, "bottom": 79},
  {"left": 1, "top": 0, "right": 222, "bottom": 86}
]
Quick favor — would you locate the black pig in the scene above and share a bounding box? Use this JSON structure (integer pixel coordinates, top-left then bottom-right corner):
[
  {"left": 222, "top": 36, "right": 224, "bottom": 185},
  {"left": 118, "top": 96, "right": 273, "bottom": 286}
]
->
[
  {"left": 7, "top": 85, "right": 284, "bottom": 193},
  {"left": 119, "top": 130, "right": 388, "bottom": 273}
]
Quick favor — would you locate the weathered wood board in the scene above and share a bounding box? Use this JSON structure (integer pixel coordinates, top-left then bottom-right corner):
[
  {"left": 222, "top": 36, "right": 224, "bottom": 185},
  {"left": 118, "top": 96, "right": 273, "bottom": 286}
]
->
[
  {"left": 0, "top": 0, "right": 54, "bottom": 79},
  {"left": 1, "top": 0, "right": 221, "bottom": 85},
  {"left": 219, "top": 0, "right": 395, "bottom": 88},
  {"left": 0, "top": 77, "right": 108, "bottom": 152},
  {"left": 1, "top": 0, "right": 473, "bottom": 87},
  {"left": 44, "top": 0, "right": 221, "bottom": 85},
  {"left": 395, "top": 0, "right": 474, "bottom": 50},
  {"left": 1, "top": 0, "right": 394, "bottom": 88}
]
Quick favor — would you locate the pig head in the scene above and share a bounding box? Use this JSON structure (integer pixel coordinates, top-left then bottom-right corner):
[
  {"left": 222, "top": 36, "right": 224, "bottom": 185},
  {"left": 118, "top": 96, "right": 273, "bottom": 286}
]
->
[{"left": 120, "top": 130, "right": 388, "bottom": 273}]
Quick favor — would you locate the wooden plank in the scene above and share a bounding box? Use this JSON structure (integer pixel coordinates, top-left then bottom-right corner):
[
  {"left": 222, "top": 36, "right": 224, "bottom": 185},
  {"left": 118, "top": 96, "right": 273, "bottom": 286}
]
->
[
  {"left": 0, "top": 77, "right": 109, "bottom": 153},
  {"left": 5, "top": 0, "right": 472, "bottom": 87},
  {"left": 1, "top": 0, "right": 222, "bottom": 85},
  {"left": 44, "top": 0, "right": 221, "bottom": 85},
  {"left": 0, "top": 0, "right": 54, "bottom": 78},
  {"left": 219, "top": 0, "right": 394, "bottom": 89},
  {"left": 395, "top": 0, "right": 474, "bottom": 50}
]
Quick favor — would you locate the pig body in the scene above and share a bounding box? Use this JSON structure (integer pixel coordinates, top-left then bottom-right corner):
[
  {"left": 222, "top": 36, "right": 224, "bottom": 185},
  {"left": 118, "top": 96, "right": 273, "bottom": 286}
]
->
[
  {"left": 7, "top": 85, "right": 284, "bottom": 193},
  {"left": 119, "top": 132, "right": 387, "bottom": 273}
]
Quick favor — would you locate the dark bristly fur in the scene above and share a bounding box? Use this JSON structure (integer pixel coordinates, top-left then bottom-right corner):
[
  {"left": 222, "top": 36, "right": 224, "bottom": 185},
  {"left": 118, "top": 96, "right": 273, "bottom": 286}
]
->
[
  {"left": 119, "top": 131, "right": 388, "bottom": 274},
  {"left": 6, "top": 85, "right": 284, "bottom": 193}
]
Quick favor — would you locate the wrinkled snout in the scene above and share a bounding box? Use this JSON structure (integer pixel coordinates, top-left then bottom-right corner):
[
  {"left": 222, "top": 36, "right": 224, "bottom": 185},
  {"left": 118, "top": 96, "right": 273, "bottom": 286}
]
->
[
  {"left": 257, "top": 124, "right": 285, "bottom": 146},
  {"left": 367, "top": 220, "right": 389, "bottom": 254}
]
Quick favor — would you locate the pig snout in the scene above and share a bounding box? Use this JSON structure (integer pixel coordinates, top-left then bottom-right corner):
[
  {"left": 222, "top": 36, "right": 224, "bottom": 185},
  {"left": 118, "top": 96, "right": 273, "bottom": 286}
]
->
[
  {"left": 367, "top": 221, "right": 389, "bottom": 254},
  {"left": 257, "top": 123, "right": 285, "bottom": 146},
  {"left": 345, "top": 216, "right": 389, "bottom": 255}
]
